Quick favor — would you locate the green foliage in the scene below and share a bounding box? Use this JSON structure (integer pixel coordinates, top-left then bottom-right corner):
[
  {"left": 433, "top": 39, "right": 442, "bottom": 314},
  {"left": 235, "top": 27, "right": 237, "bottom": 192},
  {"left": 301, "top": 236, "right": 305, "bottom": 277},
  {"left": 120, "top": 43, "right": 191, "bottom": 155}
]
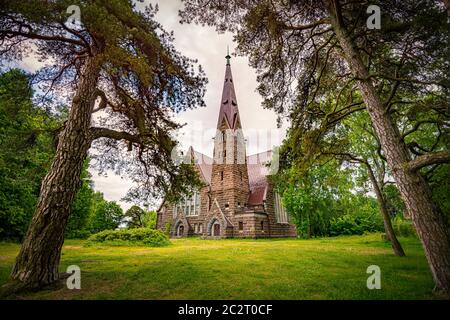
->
[
  {"left": 276, "top": 160, "right": 382, "bottom": 238},
  {"left": 88, "top": 199, "right": 124, "bottom": 234},
  {"left": 143, "top": 210, "right": 157, "bottom": 229},
  {"left": 392, "top": 216, "right": 417, "bottom": 238},
  {"left": 277, "top": 163, "right": 339, "bottom": 237},
  {"left": 0, "top": 69, "right": 115, "bottom": 240},
  {"left": 0, "top": 69, "right": 58, "bottom": 240},
  {"left": 330, "top": 213, "right": 384, "bottom": 236},
  {"left": 87, "top": 228, "right": 170, "bottom": 247},
  {"left": 428, "top": 164, "right": 450, "bottom": 226},
  {"left": 66, "top": 161, "right": 95, "bottom": 239},
  {"left": 123, "top": 206, "right": 156, "bottom": 229},
  {"left": 330, "top": 215, "right": 361, "bottom": 236},
  {"left": 383, "top": 184, "right": 405, "bottom": 218},
  {"left": 124, "top": 205, "right": 145, "bottom": 228}
]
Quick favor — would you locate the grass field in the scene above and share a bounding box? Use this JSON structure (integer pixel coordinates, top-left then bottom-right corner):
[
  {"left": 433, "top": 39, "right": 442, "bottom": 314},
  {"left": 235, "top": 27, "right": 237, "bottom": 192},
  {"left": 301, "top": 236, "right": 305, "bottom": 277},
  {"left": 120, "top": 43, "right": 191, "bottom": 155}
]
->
[{"left": 0, "top": 234, "right": 438, "bottom": 299}]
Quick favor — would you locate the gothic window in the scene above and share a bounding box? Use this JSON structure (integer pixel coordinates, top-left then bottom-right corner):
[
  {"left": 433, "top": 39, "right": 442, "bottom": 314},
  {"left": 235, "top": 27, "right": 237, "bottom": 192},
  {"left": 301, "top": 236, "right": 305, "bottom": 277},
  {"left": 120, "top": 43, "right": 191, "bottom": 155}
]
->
[
  {"left": 239, "top": 221, "right": 243, "bottom": 231},
  {"left": 199, "top": 223, "right": 203, "bottom": 233},
  {"left": 173, "top": 205, "right": 177, "bottom": 218},
  {"left": 195, "top": 192, "right": 200, "bottom": 213},
  {"left": 184, "top": 199, "right": 189, "bottom": 215},
  {"left": 177, "top": 191, "right": 201, "bottom": 217},
  {"left": 274, "top": 192, "right": 288, "bottom": 224}
]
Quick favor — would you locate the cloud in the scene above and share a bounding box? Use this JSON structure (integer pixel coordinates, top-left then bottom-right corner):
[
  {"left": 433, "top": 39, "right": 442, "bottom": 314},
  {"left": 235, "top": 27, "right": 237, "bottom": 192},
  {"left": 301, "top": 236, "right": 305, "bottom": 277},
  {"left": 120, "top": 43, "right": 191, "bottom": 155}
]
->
[{"left": 90, "top": 171, "right": 134, "bottom": 211}]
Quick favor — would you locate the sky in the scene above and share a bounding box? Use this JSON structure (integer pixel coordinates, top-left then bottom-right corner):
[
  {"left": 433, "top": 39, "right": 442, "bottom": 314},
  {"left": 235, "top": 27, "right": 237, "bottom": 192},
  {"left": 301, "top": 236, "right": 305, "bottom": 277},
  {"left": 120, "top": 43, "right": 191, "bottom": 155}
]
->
[{"left": 13, "top": 0, "right": 287, "bottom": 211}]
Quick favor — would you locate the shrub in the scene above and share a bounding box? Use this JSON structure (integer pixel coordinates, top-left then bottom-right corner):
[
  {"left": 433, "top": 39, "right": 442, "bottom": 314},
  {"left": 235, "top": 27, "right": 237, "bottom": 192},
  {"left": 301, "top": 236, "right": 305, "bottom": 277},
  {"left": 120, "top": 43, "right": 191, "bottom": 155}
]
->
[
  {"left": 87, "top": 228, "right": 170, "bottom": 247},
  {"left": 66, "top": 229, "right": 91, "bottom": 239},
  {"left": 330, "top": 213, "right": 383, "bottom": 236},
  {"left": 330, "top": 215, "right": 362, "bottom": 236},
  {"left": 392, "top": 216, "right": 417, "bottom": 237}
]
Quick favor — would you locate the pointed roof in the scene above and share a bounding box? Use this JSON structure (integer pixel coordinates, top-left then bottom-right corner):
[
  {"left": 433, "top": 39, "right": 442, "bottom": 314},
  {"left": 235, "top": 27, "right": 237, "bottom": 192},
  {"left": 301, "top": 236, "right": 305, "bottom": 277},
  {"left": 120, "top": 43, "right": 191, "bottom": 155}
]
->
[
  {"left": 187, "top": 146, "right": 213, "bottom": 183},
  {"left": 217, "top": 51, "right": 241, "bottom": 130}
]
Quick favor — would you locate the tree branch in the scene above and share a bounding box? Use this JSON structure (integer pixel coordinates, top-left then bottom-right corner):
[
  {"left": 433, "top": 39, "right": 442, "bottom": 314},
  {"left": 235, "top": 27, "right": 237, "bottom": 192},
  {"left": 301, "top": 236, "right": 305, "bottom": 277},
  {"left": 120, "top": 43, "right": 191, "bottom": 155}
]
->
[
  {"left": 92, "top": 89, "right": 121, "bottom": 113},
  {"left": 0, "top": 29, "right": 86, "bottom": 47},
  {"left": 90, "top": 127, "right": 140, "bottom": 144},
  {"left": 402, "top": 120, "right": 437, "bottom": 139},
  {"left": 407, "top": 149, "right": 450, "bottom": 172}
]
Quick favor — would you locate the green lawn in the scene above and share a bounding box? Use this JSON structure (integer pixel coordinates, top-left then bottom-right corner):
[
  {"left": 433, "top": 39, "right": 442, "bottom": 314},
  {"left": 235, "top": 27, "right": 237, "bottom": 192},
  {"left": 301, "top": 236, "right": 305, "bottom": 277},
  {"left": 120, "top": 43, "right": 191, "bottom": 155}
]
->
[{"left": 0, "top": 234, "right": 438, "bottom": 299}]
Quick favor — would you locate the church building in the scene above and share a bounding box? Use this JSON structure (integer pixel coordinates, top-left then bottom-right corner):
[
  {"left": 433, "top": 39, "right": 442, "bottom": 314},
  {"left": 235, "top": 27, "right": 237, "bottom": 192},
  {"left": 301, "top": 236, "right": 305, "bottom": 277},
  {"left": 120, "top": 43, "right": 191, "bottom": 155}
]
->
[{"left": 156, "top": 53, "right": 297, "bottom": 238}]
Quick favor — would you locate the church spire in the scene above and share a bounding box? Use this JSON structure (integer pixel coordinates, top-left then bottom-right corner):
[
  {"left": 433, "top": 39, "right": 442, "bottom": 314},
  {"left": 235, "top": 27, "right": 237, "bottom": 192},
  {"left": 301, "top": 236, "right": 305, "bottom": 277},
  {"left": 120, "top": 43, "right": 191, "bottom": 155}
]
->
[
  {"left": 225, "top": 46, "right": 231, "bottom": 66},
  {"left": 216, "top": 48, "right": 241, "bottom": 130}
]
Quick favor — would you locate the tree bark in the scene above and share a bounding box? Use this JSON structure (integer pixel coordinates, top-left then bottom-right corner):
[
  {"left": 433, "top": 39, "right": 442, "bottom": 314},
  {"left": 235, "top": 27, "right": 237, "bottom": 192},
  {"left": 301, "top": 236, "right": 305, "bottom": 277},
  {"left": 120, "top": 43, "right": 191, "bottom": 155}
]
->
[
  {"left": 366, "top": 164, "right": 405, "bottom": 257},
  {"left": 328, "top": 1, "right": 450, "bottom": 292},
  {"left": 9, "top": 57, "right": 101, "bottom": 290},
  {"left": 407, "top": 149, "right": 450, "bottom": 173}
]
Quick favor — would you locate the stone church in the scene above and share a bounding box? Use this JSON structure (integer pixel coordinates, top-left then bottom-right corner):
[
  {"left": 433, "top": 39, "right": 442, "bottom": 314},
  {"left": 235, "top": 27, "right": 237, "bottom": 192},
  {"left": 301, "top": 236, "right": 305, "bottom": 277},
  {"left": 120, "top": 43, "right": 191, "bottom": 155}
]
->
[{"left": 156, "top": 53, "right": 297, "bottom": 238}]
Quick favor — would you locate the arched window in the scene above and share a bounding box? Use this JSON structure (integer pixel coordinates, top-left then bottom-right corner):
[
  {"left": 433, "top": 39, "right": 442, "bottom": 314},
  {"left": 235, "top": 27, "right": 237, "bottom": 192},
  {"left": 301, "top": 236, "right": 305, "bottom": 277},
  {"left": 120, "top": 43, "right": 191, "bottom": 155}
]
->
[{"left": 176, "top": 191, "right": 201, "bottom": 217}]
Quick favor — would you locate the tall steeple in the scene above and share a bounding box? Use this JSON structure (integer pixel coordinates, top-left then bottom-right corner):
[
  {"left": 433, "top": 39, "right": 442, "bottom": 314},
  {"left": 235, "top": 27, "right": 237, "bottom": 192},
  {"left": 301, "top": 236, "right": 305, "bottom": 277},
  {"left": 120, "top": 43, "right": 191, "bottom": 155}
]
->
[
  {"left": 216, "top": 49, "right": 241, "bottom": 130},
  {"left": 209, "top": 50, "right": 250, "bottom": 217}
]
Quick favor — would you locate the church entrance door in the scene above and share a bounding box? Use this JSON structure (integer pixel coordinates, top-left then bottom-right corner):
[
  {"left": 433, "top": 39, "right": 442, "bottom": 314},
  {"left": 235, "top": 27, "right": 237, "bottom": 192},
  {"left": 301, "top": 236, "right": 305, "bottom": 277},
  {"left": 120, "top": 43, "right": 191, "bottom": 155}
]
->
[
  {"left": 177, "top": 225, "right": 184, "bottom": 236},
  {"left": 213, "top": 223, "right": 220, "bottom": 236}
]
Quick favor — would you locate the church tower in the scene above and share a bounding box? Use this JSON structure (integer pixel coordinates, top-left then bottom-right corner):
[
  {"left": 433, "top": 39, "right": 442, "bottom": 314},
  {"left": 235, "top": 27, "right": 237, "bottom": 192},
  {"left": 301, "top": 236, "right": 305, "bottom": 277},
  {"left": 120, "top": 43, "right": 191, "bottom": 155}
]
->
[{"left": 210, "top": 50, "right": 250, "bottom": 216}]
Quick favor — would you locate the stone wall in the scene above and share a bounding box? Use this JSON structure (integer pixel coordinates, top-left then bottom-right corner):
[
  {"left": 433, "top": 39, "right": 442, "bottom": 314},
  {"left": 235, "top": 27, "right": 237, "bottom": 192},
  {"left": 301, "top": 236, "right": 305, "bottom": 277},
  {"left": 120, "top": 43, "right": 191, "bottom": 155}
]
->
[{"left": 156, "top": 167, "right": 297, "bottom": 238}]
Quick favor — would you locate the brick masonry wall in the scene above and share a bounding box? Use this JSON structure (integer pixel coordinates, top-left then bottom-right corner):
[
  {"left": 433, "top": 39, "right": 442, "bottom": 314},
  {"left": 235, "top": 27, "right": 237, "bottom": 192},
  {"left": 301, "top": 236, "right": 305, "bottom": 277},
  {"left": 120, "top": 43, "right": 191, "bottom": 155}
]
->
[{"left": 157, "top": 179, "right": 297, "bottom": 238}]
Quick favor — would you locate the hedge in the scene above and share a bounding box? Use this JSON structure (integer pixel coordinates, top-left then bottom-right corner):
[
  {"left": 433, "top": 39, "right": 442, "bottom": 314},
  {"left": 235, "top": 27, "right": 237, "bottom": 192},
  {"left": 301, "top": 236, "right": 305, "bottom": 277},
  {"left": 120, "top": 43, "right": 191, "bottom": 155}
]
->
[{"left": 87, "top": 228, "right": 171, "bottom": 247}]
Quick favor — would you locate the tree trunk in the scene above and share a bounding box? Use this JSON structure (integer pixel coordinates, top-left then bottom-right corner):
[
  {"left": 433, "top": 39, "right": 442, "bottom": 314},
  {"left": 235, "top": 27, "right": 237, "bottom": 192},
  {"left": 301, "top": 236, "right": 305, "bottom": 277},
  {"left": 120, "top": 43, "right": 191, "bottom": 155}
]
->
[
  {"left": 9, "top": 57, "right": 101, "bottom": 290},
  {"left": 366, "top": 164, "right": 405, "bottom": 257},
  {"left": 328, "top": 2, "right": 450, "bottom": 292}
]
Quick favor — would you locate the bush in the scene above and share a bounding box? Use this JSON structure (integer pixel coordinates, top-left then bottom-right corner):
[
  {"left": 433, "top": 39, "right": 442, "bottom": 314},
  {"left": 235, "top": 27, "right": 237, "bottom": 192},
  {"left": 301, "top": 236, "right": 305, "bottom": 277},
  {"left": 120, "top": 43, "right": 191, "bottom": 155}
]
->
[
  {"left": 392, "top": 216, "right": 417, "bottom": 237},
  {"left": 330, "top": 215, "right": 362, "bottom": 236},
  {"left": 330, "top": 213, "right": 383, "bottom": 236},
  {"left": 87, "top": 228, "right": 170, "bottom": 247},
  {"left": 66, "top": 229, "right": 91, "bottom": 239}
]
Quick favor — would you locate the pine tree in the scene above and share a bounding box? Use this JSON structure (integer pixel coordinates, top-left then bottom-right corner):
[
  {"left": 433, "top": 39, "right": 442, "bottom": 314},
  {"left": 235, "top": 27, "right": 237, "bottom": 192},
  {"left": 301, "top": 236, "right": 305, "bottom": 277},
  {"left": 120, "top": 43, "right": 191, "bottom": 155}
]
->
[{"left": 0, "top": 0, "right": 205, "bottom": 291}]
